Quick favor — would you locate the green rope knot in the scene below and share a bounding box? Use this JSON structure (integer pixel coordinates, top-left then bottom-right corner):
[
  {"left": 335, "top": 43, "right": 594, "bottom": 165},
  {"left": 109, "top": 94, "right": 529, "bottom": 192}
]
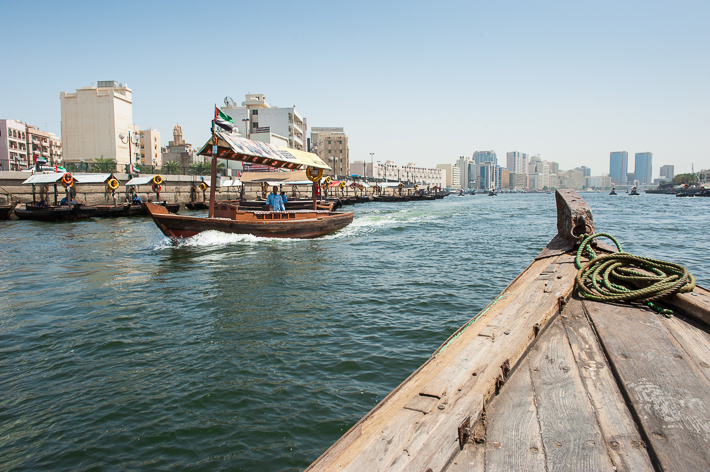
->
[{"left": 574, "top": 233, "right": 695, "bottom": 317}]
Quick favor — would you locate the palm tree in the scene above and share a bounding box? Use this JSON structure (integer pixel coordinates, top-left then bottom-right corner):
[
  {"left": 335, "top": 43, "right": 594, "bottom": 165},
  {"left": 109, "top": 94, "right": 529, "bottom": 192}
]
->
[
  {"left": 163, "top": 160, "right": 182, "bottom": 175},
  {"left": 189, "top": 161, "right": 224, "bottom": 175},
  {"left": 91, "top": 157, "right": 117, "bottom": 173}
]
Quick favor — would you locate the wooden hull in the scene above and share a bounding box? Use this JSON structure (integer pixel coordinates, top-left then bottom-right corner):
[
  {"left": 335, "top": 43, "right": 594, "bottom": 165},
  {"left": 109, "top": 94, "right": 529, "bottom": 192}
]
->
[
  {"left": 14, "top": 204, "right": 96, "bottom": 221},
  {"left": 186, "top": 201, "right": 209, "bottom": 210},
  {"left": 144, "top": 202, "right": 353, "bottom": 240},
  {"left": 0, "top": 202, "right": 18, "bottom": 219}
]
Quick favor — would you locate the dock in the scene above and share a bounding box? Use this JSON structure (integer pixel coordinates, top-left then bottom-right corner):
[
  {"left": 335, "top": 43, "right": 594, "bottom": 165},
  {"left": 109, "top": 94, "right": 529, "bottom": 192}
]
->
[{"left": 307, "top": 189, "right": 710, "bottom": 472}]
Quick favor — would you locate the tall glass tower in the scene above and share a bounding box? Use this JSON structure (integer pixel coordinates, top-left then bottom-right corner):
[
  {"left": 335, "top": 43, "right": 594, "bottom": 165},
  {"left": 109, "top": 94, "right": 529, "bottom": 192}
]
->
[
  {"left": 610, "top": 151, "right": 628, "bottom": 184},
  {"left": 634, "top": 152, "right": 653, "bottom": 185}
]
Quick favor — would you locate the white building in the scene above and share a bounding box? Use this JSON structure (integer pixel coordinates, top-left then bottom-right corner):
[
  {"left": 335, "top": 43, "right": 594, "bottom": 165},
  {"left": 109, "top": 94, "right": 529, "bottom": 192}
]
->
[
  {"left": 60, "top": 80, "right": 138, "bottom": 167},
  {"left": 372, "top": 160, "right": 445, "bottom": 187},
  {"left": 436, "top": 164, "right": 453, "bottom": 188},
  {"left": 452, "top": 165, "right": 460, "bottom": 188},
  {"left": 221, "top": 94, "right": 307, "bottom": 151},
  {"left": 457, "top": 156, "right": 471, "bottom": 189},
  {"left": 0, "top": 120, "right": 28, "bottom": 171},
  {"left": 585, "top": 175, "right": 612, "bottom": 189},
  {"left": 506, "top": 151, "right": 528, "bottom": 175}
]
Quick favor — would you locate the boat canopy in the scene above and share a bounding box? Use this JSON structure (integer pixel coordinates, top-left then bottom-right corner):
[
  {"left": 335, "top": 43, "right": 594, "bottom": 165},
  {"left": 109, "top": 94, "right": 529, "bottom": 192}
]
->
[
  {"left": 221, "top": 179, "right": 242, "bottom": 187},
  {"left": 22, "top": 172, "right": 68, "bottom": 184},
  {"left": 197, "top": 131, "right": 331, "bottom": 171},
  {"left": 71, "top": 173, "right": 115, "bottom": 184},
  {"left": 125, "top": 175, "right": 158, "bottom": 186}
]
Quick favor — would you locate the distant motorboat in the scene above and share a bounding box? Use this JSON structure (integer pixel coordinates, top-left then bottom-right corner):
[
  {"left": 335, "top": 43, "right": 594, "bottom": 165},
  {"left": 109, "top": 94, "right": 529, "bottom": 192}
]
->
[
  {"left": 609, "top": 188, "right": 617, "bottom": 195},
  {"left": 629, "top": 187, "right": 640, "bottom": 196}
]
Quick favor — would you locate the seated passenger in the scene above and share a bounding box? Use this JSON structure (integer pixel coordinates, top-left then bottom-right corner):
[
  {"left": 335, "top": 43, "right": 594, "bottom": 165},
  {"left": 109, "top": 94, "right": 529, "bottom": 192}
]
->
[{"left": 132, "top": 194, "right": 143, "bottom": 205}]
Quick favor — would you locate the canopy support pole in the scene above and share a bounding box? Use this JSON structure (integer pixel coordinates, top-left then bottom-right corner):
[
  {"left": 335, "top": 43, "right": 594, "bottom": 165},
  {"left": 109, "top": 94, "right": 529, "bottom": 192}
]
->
[
  {"left": 312, "top": 182, "right": 317, "bottom": 211},
  {"left": 208, "top": 122, "right": 217, "bottom": 218},
  {"left": 208, "top": 156, "right": 217, "bottom": 217}
]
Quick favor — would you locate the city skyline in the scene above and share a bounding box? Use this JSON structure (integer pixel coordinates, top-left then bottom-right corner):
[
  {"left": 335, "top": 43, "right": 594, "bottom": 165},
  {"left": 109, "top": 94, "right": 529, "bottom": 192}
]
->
[{"left": 1, "top": 0, "right": 708, "bottom": 175}]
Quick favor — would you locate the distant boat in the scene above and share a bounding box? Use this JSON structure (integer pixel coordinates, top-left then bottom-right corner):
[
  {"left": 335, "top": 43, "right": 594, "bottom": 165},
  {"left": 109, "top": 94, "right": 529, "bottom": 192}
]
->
[
  {"left": 609, "top": 188, "right": 617, "bottom": 195},
  {"left": 629, "top": 187, "right": 640, "bottom": 196}
]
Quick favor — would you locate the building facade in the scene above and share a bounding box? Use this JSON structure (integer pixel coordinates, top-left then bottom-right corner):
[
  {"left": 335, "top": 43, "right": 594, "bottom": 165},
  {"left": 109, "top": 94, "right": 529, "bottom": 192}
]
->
[
  {"left": 369, "top": 160, "right": 445, "bottom": 187},
  {"left": 509, "top": 172, "right": 526, "bottom": 190},
  {"left": 473, "top": 150, "right": 497, "bottom": 165},
  {"left": 60, "top": 81, "right": 138, "bottom": 166},
  {"left": 139, "top": 129, "right": 161, "bottom": 166},
  {"left": 310, "top": 127, "right": 349, "bottom": 177},
  {"left": 436, "top": 164, "right": 453, "bottom": 188},
  {"left": 659, "top": 165, "right": 674, "bottom": 181},
  {"left": 222, "top": 94, "right": 307, "bottom": 150},
  {"left": 634, "top": 152, "right": 653, "bottom": 185},
  {"left": 609, "top": 151, "right": 628, "bottom": 183},
  {"left": 456, "top": 156, "right": 471, "bottom": 188},
  {"left": 506, "top": 151, "right": 528, "bottom": 175},
  {"left": 0, "top": 120, "right": 28, "bottom": 171}
]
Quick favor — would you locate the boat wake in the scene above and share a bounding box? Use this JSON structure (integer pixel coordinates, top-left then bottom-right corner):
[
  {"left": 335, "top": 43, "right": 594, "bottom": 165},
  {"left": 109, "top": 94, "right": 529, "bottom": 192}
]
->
[{"left": 152, "top": 230, "right": 299, "bottom": 249}]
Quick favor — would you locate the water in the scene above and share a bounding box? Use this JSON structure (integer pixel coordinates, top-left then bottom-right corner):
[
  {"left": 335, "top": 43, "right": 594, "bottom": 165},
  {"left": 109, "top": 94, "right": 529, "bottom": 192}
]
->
[{"left": 1, "top": 193, "right": 707, "bottom": 471}]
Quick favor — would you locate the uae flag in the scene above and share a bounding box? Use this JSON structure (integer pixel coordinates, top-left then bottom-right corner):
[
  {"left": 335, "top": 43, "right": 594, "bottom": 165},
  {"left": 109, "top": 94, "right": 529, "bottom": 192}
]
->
[{"left": 214, "top": 106, "right": 235, "bottom": 132}]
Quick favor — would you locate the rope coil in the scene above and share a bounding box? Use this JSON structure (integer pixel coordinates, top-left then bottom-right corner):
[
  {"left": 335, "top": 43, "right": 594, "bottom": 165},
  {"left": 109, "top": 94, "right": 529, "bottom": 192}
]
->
[{"left": 574, "top": 233, "right": 695, "bottom": 317}]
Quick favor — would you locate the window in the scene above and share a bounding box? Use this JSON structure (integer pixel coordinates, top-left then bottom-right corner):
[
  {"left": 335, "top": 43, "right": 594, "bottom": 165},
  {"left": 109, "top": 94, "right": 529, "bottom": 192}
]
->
[
  {"left": 328, "top": 140, "right": 331, "bottom": 144},
  {"left": 328, "top": 150, "right": 332, "bottom": 154},
  {"left": 251, "top": 110, "right": 258, "bottom": 116}
]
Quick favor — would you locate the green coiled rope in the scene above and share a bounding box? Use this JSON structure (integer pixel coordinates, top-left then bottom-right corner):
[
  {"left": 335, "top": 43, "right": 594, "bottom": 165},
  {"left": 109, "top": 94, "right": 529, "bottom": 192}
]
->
[{"left": 574, "top": 233, "right": 696, "bottom": 317}]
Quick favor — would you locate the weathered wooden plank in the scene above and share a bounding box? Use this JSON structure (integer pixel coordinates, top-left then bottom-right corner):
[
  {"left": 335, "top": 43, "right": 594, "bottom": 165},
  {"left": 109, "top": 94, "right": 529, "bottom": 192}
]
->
[
  {"left": 485, "top": 358, "right": 546, "bottom": 472},
  {"left": 529, "top": 319, "right": 615, "bottom": 472},
  {"left": 665, "top": 285, "right": 710, "bottom": 327},
  {"left": 445, "top": 442, "right": 485, "bottom": 472},
  {"left": 664, "top": 315, "right": 710, "bottom": 384},
  {"left": 584, "top": 299, "right": 710, "bottom": 471},
  {"left": 562, "top": 298, "right": 654, "bottom": 472}
]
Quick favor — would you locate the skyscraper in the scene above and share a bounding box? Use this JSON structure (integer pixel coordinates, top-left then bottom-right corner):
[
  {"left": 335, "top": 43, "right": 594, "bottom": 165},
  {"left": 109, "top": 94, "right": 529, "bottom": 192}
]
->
[
  {"left": 635, "top": 152, "right": 653, "bottom": 185},
  {"left": 506, "top": 152, "right": 528, "bottom": 175},
  {"left": 609, "top": 151, "right": 628, "bottom": 184},
  {"left": 472, "top": 150, "right": 497, "bottom": 166}
]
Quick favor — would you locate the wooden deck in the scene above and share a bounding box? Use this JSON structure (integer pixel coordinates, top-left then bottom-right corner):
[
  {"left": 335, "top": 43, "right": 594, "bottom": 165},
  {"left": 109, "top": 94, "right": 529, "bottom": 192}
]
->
[{"left": 306, "top": 190, "right": 710, "bottom": 472}]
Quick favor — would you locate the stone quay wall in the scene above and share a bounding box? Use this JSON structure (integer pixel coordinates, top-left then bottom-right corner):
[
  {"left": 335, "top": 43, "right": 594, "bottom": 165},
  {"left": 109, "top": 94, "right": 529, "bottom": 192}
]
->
[{"left": 0, "top": 172, "right": 324, "bottom": 205}]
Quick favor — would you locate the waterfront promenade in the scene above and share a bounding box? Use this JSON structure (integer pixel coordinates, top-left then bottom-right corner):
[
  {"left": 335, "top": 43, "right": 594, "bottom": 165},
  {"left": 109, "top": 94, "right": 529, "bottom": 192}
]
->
[{"left": 0, "top": 194, "right": 708, "bottom": 471}]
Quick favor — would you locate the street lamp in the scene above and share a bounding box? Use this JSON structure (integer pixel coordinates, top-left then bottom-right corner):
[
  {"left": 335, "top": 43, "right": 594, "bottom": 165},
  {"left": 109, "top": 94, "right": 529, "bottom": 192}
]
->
[
  {"left": 241, "top": 118, "right": 249, "bottom": 138},
  {"left": 119, "top": 131, "right": 140, "bottom": 174}
]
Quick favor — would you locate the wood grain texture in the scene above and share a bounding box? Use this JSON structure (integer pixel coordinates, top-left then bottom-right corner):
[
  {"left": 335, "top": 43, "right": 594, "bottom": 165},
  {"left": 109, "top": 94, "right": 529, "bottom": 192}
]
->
[
  {"left": 446, "top": 442, "right": 485, "bottom": 472},
  {"left": 484, "top": 358, "right": 545, "bottom": 472},
  {"left": 585, "top": 299, "right": 710, "bottom": 471},
  {"left": 529, "top": 319, "right": 615, "bottom": 472},
  {"left": 664, "top": 315, "right": 710, "bottom": 384},
  {"left": 562, "top": 298, "right": 654, "bottom": 472}
]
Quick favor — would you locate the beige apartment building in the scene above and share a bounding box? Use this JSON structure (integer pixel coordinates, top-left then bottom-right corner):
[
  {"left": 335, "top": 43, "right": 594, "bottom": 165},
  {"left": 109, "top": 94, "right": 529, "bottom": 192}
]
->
[
  {"left": 436, "top": 164, "right": 453, "bottom": 188},
  {"left": 310, "top": 127, "right": 349, "bottom": 177},
  {"left": 139, "top": 129, "right": 161, "bottom": 166},
  {"left": 60, "top": 80, "right": 138, "bottom": 167},
  {"left": 26, "top": 126, "right": 51, "bottom": 165}
]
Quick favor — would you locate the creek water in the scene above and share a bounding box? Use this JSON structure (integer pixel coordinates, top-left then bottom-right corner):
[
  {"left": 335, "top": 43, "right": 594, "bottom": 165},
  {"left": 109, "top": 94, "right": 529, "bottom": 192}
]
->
[{"left": 1, "top": 193, "right": 708, "bottom": 471}]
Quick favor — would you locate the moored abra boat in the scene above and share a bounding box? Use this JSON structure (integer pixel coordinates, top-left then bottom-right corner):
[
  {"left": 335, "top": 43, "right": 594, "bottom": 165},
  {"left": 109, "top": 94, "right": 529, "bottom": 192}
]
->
[
  {"left": 145, "top": 129, "right": 353, "bottom": 241},
  {"left": 0, "top": 201, "right": 18, "bottom": 219}
]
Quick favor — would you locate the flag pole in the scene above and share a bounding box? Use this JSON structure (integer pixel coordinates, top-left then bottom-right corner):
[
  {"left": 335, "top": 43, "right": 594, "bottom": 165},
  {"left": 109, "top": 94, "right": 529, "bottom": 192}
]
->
[{"left": 208, "top": 107, "right": 218, "bottom": 218}]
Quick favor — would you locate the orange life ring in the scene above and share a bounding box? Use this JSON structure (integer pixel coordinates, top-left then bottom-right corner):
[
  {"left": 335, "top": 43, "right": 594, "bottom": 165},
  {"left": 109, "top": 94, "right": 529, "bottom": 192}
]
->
[
  {"left": 306, "top": 166, "right": 323, "bottom": 182},
  {"left": 61, "top": 173, "right": 74, "bottom": 187}
]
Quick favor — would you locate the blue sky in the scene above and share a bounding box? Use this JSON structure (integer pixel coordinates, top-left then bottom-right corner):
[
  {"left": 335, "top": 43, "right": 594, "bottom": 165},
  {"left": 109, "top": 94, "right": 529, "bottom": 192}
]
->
[{"left": 1, "top": 0, "right": 708, "bottom": 176}]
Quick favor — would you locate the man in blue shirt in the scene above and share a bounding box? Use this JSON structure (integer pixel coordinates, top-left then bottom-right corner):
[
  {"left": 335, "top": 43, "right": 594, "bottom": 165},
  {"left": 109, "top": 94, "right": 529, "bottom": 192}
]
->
[{"left": 265, "top": 186, "right": 285, "bottom": 211}]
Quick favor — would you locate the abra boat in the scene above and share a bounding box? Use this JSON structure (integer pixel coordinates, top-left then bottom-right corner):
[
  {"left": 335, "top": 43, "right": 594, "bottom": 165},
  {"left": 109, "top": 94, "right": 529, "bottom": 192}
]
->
[
  {"left": 14, "top": 172, "right": 97, "bottom": 221},
  {"left": 0, "top": 201, "right": 18, "bottom": 219},
  {"left": 145, "top": 130, "right": 353, "bottom": 241},
  {"left": 609, "top": 187, "right": 617, "bottom": 195},
  {"left": 630, "top": 186, "right": 640, "bottom": 196}
]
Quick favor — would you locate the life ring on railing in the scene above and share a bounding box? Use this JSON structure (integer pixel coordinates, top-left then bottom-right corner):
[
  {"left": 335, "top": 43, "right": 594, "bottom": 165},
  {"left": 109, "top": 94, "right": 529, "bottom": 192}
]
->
[
  {"left": 107, "top": 178, "right": 119, "bottom": 190},
  {"left": 152, "top": 175, "right": 163, "bottom": 185},
  {"left": 350, "top": 182, "right": 358, "bottom": 189},
  {"left": 398, "top": 182, "right": 404, "bottom": 189},
  {"left": 324, "top": 176, "right": 332, "bottom": 186},
  {"left": 358, "top": 184, "right": 364, "bottom": 190},
  {"left": 306, "top": 166, "right": 323, "bottom": 182},
  {"left": 61, "top": 173, "right": 74, "bottom": 187},
  {"left": 199, "top": 182, "right": 208, "bottom": 192},
  {"left": 339, "top": 181, "right": 346, "bottom": 189}
]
